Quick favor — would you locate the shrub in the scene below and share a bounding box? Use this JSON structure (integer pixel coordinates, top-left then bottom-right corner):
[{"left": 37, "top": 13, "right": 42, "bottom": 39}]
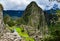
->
[
  {"left": 43, "top": 35, "right": 55, "bottom": 41},
  {"left": 7, "top": 19, "right": 15, "bottom": 27},
  {"left": 43, "top": 30, "right": 60, "bottom": 41}
]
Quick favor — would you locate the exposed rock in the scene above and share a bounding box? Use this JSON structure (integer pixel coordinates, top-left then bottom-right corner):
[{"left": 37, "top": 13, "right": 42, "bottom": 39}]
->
[
  {"left": 20, "top": 24, "right": 43, "bottom": 41},
  {"left": 0, "top": 4, "right": 5, "bottom": 37},
  {"left": 0, "top": 31, "right": 21, "bottom": 41}
]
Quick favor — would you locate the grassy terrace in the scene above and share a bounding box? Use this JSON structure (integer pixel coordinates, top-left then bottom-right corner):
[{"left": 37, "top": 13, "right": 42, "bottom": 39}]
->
[{"left": 9, "top": 26, "right": 34, "bottom": 41}]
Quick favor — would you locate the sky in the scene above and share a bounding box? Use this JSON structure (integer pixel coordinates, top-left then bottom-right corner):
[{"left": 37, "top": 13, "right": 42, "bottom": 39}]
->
[{"left": 0, "top": 0, "right": 60, "bottom": 10}]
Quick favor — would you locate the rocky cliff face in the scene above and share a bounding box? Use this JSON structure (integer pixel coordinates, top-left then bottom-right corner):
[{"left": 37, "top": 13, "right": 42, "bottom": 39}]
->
[
  {"left": 0, "top": 4, "right": 22, "bottom": 41},
  {"left": 0, "top": 4, "right": 5, "bottom": 37},
  {"left": 20, "top": 1, "right": 48, "bottom": 41}
]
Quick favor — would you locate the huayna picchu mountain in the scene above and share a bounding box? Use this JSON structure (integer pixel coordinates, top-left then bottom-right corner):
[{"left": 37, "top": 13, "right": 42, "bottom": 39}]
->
[{"left": 20, "top": 1, "right": 48, "bottom": 41}]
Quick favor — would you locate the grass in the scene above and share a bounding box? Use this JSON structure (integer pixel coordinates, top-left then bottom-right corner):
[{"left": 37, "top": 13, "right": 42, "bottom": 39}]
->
[
  {"left": 25, "top": 37, "right": 34, "bottom": 41},
  {"left": 15, "top": 26, "right": 35, "bottom": 41},
  {"left": 8, "top": 26, "right": 35, "bottom": 41},
  {"left": 15, "top": 27, "right": 29, "bottom": 37}
]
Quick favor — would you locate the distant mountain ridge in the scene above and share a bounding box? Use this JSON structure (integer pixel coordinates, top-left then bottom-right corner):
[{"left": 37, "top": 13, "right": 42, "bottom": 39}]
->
[
  {"left": 3, "top": 8, "right": 60, "bottom": 18},
  {"left": 3, "top": 10, "right": 24, "bottom": 17}
]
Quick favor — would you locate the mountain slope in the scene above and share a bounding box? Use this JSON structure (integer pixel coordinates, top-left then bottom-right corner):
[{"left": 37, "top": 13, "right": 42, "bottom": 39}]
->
[{"left": 19, "top": 1, "right": 48, "bottom": 41}]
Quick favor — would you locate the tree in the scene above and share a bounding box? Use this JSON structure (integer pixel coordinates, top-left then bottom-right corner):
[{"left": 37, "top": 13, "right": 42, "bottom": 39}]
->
[
  {"left": 7, "top": 19, "right": 15, "bottom": 27},
  {"left": 3, "top": 14, "right": 10, "bottom": 24}
]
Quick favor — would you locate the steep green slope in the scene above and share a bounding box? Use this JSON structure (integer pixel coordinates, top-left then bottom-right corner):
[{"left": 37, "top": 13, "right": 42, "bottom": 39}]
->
[
  {"left": 20, "top": 1, "right": 48, "bottom": 35},
  {"left": 18, "top": 1, "right": 49, "bottom": 41},
  {"left": 48, "top": 10, "right": 60, "bottom": 33}
]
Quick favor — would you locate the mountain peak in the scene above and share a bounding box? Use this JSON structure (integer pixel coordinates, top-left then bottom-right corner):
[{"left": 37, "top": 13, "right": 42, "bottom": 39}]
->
[
  {"left": 0, "top": 4, "right": 3, "bottom": 10},
  {"left": 21, "top": 1, "right": 45, "bottom": 28},
  {"left": 26, "top": 1, "right": 39, "bottom": 9},
  {"left": 30, "top": 1, "right": 37, "bottom": 4},
  {"left": 20, "top": 1, "right": 48, "bottom": 40}
]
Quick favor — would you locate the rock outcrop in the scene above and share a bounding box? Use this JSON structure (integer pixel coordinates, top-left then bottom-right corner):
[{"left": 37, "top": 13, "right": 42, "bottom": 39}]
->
[
  {"left": 0, "top": 4, "right": 5, "bottom": 37},
  {"left": 0, "top": 32, "right": 21, "bottom": 41}
]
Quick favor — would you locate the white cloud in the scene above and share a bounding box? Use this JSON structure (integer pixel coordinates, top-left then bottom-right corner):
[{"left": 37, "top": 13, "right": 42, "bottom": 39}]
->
[{"left": 0, "top": 0, "right": 60, "bottom": 10}]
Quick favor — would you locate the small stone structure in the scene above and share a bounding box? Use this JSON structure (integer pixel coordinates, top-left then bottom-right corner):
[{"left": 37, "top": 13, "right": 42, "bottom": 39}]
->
[{"left": 0, "top": 32, "right": 21, "bottom": 41}]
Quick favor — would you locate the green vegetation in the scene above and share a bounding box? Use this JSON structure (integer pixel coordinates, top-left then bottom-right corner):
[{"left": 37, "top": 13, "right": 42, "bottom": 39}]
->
[
  {"left": 3, "top": 14, "right": 16, "bottom": 27},
  {"left": 43, "top": 30, "right": 60, "bottom": 41},
  {"left": 43, "top": 10, "right": 60, "bottom": 41},
  {"left": 15, "top": 26, "right": 35, "bottom": 41},
  {"left": 25, "top": 37, "right": 34, "bottom": 41},
  {"left": 16, "top": 18, "right": 26, "bottom": 25},
  {"left": 43, "top": 35, "right": 54, "bottom": 41},
  {"left": 3, "top": 10, "right": 60, "bottom": 41},
  {"left": 3, "top": 2, "right": 60, "bottom": 41},
  {"left": 7, "top": 26, "right": 35, "bottom": 41},
  {"left": 7, "top": 19, "right": 15, "bottom": 27},
  {"left": 56, "top": 10, "right": 60, "bottom": 15},
  {"left": 3, "top": 14, "right": 10, "bottom": 24},
  {"left": 16, "top": 27, "right": 29, "bottom": 37},
  {"left": 8, "top": 26, "right": 15, "bottom": 32}
]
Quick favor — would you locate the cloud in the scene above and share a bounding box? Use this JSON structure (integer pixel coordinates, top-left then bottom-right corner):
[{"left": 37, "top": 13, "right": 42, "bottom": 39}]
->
[
  {"left": 0, "top": 0, "right": 60, "bottom": 10},
  {"left": 0, "top": 0, "right": 29, "bottom": 10}
]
